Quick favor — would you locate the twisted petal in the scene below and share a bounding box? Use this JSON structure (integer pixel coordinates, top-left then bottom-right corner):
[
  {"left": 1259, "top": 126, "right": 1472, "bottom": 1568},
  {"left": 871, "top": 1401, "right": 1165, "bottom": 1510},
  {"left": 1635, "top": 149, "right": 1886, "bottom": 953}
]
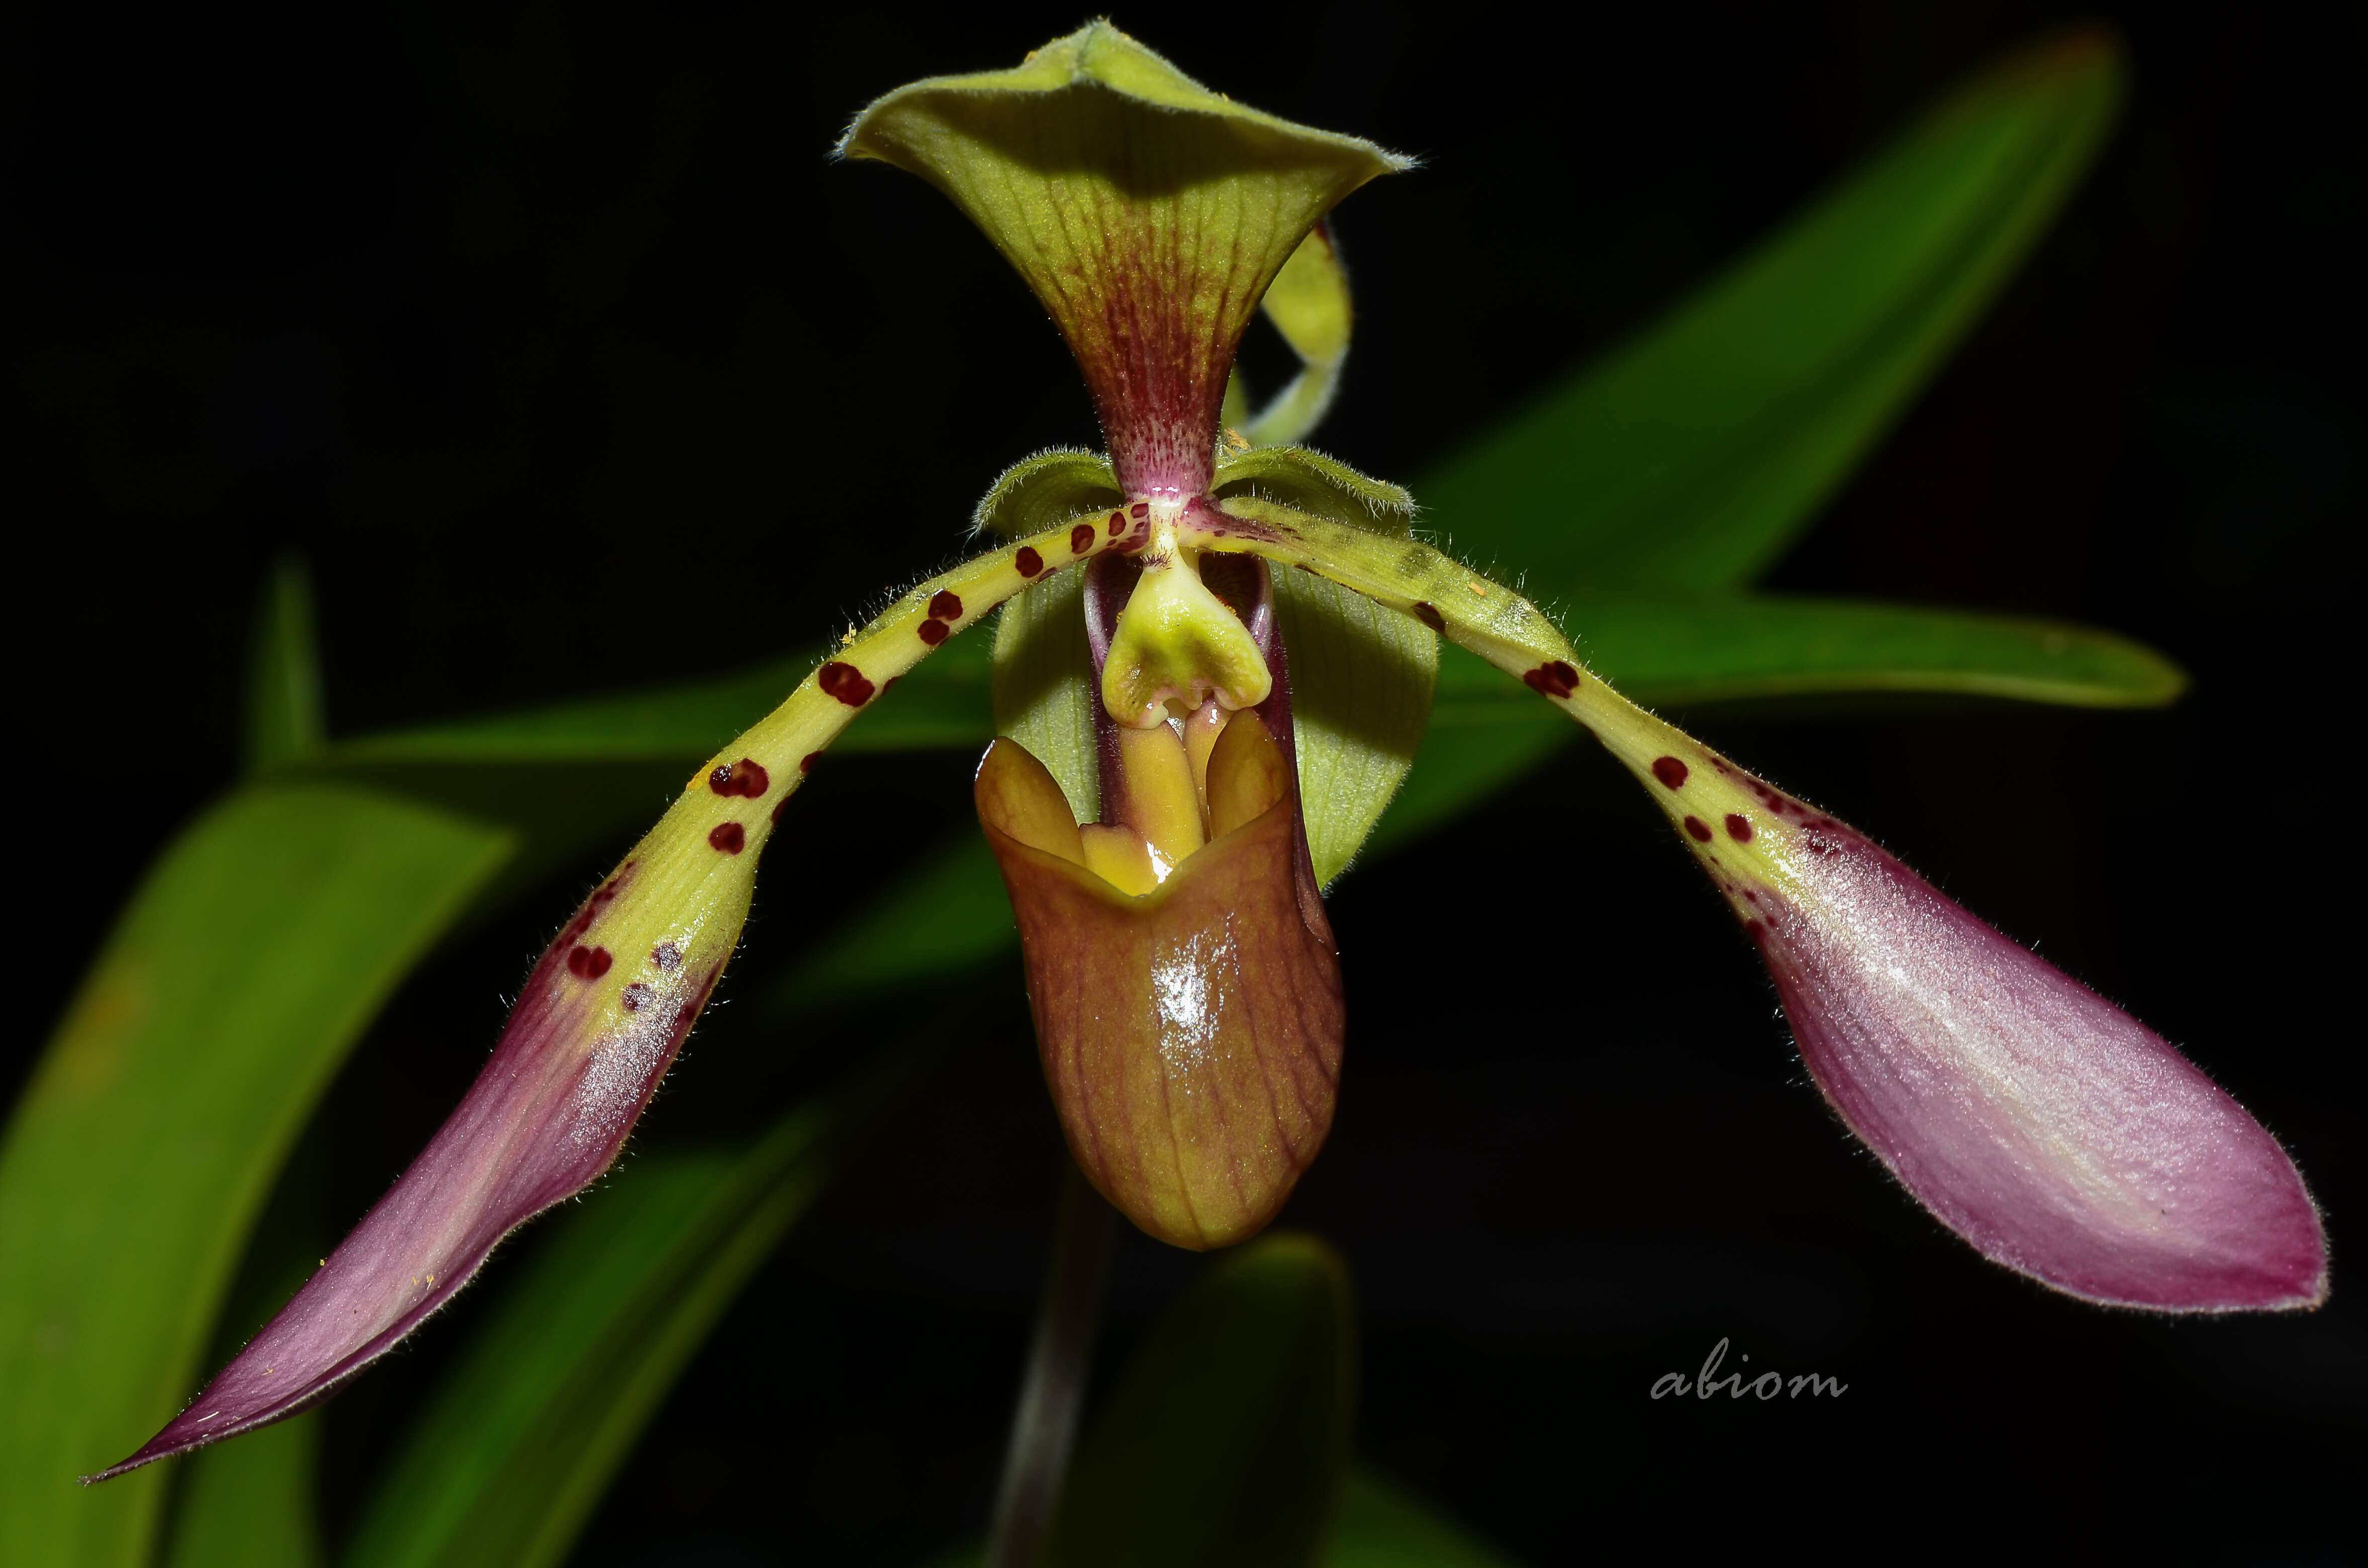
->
[
  {"left": 977, "top": 716, "right": 1344, "bottom": 1250},
  {"left": 1193, "top": 492, "right": 2327, "bottom": 1311},
  {"left": 93, "top": 516, "right": 1132, "bottom": 1480},
  {"left": 90, "top": 838, "right": 743, "bottom": 1480}
]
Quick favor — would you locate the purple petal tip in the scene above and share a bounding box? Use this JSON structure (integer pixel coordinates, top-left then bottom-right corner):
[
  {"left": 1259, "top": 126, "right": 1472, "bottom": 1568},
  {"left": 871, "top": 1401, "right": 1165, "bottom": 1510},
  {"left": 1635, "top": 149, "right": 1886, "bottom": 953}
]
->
[
  {"left": 89, "top": 862, "right": 728, "bottom": 1480},
  {"left": 1747, "top": 815, "right": 2325, "bottom": 1313}
]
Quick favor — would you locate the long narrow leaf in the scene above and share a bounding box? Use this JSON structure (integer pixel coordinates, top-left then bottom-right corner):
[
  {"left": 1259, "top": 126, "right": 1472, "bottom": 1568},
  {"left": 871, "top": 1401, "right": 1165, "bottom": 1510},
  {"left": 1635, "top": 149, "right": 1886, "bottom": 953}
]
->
[
  {"left": 322, "top": 634, "right": 994, "bottom": 766},
  {"left": 0, "top": 788, "right": 511, "bottom": 1567},
  {"left": 343, "top": 1111, "right": 834, "bottom": 1568},
  {"left": 162, "top": 1416, "right": 324, "bottom": 1568},
  {"left": 1412, "top": 30, "right": 2122, "bottom": 590},
  {"left": 313, "top": 586, "right": 2173, "bottom": 785}
]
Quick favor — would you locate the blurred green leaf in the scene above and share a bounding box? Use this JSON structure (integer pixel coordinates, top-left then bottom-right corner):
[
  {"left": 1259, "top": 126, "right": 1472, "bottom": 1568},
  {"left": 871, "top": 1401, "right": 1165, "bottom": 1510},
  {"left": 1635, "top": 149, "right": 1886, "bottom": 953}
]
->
[
  {"left": 0, "top": 787, "right": 511, "bottom": 1568},
  {"left": 1324, "top": 1467, "right": 1517, "bottom": 1568},
  {"left": 775, "top": 835, "right": 1014, "bottom": 1011},
  {"left": 1044, "top": 1233, "right": 1354, "bottom": 1567},
  {"left": 245, "top": 561, "right": 326, "bottom": 774},
  {"left": 1448, "top": 595, "right": 2185, "bottom": 712},
  {"left": 345, "top": 1111, "right": 834, "bottom": 1568},
  {"left": 1414, "top": 30, "right": 2123, "bottom": 591},
  {"left": 322, "top": 634, "right": 994, "bottom": 767},
  {"left": 163, "top": 1415, "right": 324, "bottom": 1568},
  {"left": 1382, "top": 595, "right": 2181, "bottom": 848}
]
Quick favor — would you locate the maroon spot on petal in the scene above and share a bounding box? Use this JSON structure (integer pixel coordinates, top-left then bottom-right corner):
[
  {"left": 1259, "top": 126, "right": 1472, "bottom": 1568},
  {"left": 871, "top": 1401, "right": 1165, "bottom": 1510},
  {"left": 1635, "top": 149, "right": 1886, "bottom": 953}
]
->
[
  {"left": 1015, "top": 546, "right": 1045, "bottom": 577},
  {"left": 1071, "top": 522, "right": 1096, "bottom": 554},
  {"left": 1651, "top": 756, "right": 1689, "bottom": 790},
  {"left": 1743, "top": 889, "right": 1759, "bottom": 904},
  {"left": 650, "top": 941, "right": 682, "bottom": 971},
  {"left": 1129, "top": 502, "right": 1149, "bottom": 519},
  {"left": 1683, "top": 816, "right": 1713, "bottom": 843},
  {"left": 1108, "top": 512, "right": 1126, "bottom": 537},
  {"left": 567, "top": 944, "right": 613, "bottom": 979},
  {"left": 771, "top": 792, "right": 792, "bottom": 824},
  {"left": 708, "top": 758, "right": 770, "bottom": 799},
  {"left": 620, "top": 982, "right": 652, "bottom": 1012},
  {"left": 708, "top": 822, "right": 745, "bottom": 854},
  {"left": 1410, "top": 601, "right": 1445, "bottom": 632},
  {"left": 918, "top": 619, "right": 950, "bottom": 646},
  {"left": 1725, "top": 813, "right": 1752, "bottom": 843},
  {"left": 817, "top": 661, "right": 874, "bottom": 706},
  {"left": 1521, "top": 661, "right": 1579, "bottom": 699},
  {"left": 799, "top": 752, "right": 819, "bottom": 773},
  {"left": 928, "top": 590, "right": 963, "bottom": 620}
]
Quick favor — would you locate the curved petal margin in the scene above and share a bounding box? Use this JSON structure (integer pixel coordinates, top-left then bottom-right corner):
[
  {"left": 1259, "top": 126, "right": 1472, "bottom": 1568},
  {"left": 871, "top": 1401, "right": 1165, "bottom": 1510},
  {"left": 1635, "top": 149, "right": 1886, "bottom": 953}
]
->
[
  {"left": 977, "top": 717, "right": 1344, "bottom": 1250},
  {"left": 89, "top": 841, "right": 743, "bottom": 1480},
  {"left": 1635, "top": 761, "right": 2330, "bottom": 1312}
]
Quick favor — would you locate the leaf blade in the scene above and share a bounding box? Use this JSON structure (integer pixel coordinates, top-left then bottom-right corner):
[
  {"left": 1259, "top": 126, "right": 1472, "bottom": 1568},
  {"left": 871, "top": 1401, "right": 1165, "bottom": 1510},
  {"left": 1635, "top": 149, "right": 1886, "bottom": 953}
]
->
[
  {"left": 0, "top": 787, "right": 511, "bottom": 1567},
  {"left": 343, "top": 1112, "right": 834, "bottom": 1568},
  {"left": 1412, "top": 30, "right": 2124, "bottom": 590}
]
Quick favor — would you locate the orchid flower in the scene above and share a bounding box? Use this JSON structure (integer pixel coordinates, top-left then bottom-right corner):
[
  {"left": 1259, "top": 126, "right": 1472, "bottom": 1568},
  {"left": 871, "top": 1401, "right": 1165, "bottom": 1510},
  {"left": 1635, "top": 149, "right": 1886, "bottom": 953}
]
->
[{"left": 94, "top": 21, "right": 2324, "bottom": 1484}]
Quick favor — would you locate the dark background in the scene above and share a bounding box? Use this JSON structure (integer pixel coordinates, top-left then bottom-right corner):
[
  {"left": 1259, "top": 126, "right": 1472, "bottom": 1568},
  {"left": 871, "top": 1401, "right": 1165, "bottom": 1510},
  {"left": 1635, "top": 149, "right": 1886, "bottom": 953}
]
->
[{"left": 11, "top": 2, "right": 2363, "bottom": 1562}]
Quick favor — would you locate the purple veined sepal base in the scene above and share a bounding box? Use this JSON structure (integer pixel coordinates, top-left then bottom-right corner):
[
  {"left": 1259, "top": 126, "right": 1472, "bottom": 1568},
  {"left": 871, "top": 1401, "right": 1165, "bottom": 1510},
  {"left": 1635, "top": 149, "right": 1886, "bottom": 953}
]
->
[
  {"left": 88, "top": 866, "right": 722, "bottom": 1482},
  {"left": 1737, "top": 806, "right": 2325, "bottom": 1313}
]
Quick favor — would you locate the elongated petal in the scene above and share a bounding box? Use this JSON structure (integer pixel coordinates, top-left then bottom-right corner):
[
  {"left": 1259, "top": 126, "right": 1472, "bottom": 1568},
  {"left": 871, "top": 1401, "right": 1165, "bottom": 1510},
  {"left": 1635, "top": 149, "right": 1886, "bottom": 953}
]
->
[
  {"left": 91, "top": 836, "right": 745, "bottom": 1480},
  {"left": 94, "top": 517, "right": 1134, "bottom": 1480},
  {"left": 1715, "top": 790, "right": 2327, "bottom": 1310},
  {"left": 1196, "top": 496, "right": 2327, "bottom": 1311},
  {"left": 977, "top": 719, "right": 1343, "bottom": 1249}
]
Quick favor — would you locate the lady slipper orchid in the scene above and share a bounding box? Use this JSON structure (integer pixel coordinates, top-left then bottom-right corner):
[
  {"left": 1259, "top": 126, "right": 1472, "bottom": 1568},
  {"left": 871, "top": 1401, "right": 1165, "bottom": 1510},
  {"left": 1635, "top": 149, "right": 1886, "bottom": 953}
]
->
[{"left": 96, "top": 21, "right": 2323, "bottom": 1483}]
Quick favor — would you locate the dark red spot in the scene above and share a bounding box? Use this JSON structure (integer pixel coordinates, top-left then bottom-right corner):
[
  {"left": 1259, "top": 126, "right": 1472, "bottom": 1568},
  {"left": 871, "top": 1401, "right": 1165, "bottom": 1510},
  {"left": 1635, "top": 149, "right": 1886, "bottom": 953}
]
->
[
  {"left": 771, "top": 792, "right": 792, "bottom": 823},
  {"left": 620, "top": 982, "right": 652, "bottom": 1012},
  {"left": 927, "top": 590, "right": 963, "bottom": 620},
  {"left": 1411, "top": 601, "right": 1444, "bottom": 632},
  {"left": 708, "top": 822, "right": 745, "bottom": 854},
  {"left": 817, "top": 661, "right": 874, "bottom": 706},
  {"left": 799, "top": 752, "right": 819, "bottom": 773},
  {"left": 1521, "top": 660, "right": 1579, "bottom": 699},
  {"left": 1108, "top": 512, "right": 1126, "bottom": 537},
  {"left": 1683, "top": 816, "right": 1713, "bottom": 843},
  {"left": 917, "top": 619, "right": 950, "bottom": 646},
  {"left": 1071, "top": 522, "right": 1095, "bottom": 554},
  {"left": 567, "top": 944, "right": 613, "bottom": 979},
  {"left": 1743, "top": 889, "right": 1759, "bottom": 904},
  {"left": 1114, "top": 533, "right": 1146, "bottom": 554},
  {"left": 1129, "top": 502, "right": 1149, "bottom": 519},
  {"left": 1725, "top": 813, "right": 1753, "bottom": 843},
  {"left": 1652, "top": 756, "right": 1689, "bottom": 790},
  {"left": 708, "top": 758, "right": 770, "bottom": 799},
  {"left": 651, "top": 942, "right": 682, "bottom": 970},
  {"left": 1015, "top": 546, "right": 1044, "bottom": 577}
]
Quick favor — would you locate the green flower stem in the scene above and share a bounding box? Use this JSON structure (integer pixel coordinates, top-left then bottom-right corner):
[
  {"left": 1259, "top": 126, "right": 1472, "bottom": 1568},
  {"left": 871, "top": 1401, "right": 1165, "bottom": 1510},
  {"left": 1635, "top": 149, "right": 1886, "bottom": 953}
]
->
[{"left": 988, "top": 1163, "right": 1116, "bottom": 1568}]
